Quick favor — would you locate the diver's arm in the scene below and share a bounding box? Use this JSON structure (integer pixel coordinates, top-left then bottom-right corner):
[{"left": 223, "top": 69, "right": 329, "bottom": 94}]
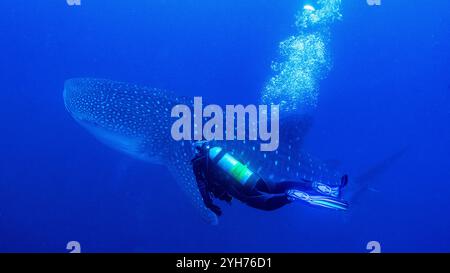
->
[
  {"left": 192, "top": 157, "right": 222, "bottom": 216},
  {"left": 197, "top": 179, "right": 222, "bottom": 216},
  {"left": 196, "top": 175, "right": 213, "bottom": 206},
  {"left": 220, "top": 192, "right": 233, "bottom": 204}
]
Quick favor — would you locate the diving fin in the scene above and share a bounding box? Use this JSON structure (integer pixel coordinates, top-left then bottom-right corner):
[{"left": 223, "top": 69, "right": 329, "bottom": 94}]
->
[
  {"left": 287, "top": 190, "right": 349, "bottom": 211},
  {"left": 312, "top": 174, "right": 348, "bottom": 198}
]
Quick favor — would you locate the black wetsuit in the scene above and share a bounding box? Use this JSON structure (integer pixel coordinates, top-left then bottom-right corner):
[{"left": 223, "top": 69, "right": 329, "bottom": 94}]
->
[{"left": 191, "top": 149, "right": 314, "bottom": 216}]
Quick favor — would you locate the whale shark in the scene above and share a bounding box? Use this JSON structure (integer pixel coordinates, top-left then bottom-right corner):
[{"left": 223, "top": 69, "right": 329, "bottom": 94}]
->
[
  {"left": 63, "top": 78, "right": 345, "bottom": 224},
  {"left": 62, "top": 1, "right": 350, "bottom": 224}
]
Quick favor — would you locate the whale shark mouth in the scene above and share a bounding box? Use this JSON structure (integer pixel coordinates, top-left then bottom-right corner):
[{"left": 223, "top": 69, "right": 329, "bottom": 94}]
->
[{"left": 64, "top": 78, "right": 220, "bottom": 224}]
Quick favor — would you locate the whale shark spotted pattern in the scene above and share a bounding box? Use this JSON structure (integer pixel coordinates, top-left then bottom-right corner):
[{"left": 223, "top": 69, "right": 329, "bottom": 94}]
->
[
  {"left": 63, "top": 0, "right": 344, "bottom": 224},
  {"left": 64, "top": 78, "right": 219, "bottom": 223},
  {"left": 64, "top": 78, "right": 343, "bottom": 224}
]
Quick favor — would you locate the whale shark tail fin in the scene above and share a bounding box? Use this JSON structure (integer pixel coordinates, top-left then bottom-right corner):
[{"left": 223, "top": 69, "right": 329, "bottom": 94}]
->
[{"left": 349, "top": 146, "right": 409, "bottom": 204}]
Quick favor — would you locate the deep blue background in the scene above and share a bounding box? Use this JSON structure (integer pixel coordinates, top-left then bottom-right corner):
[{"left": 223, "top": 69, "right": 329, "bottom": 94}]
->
[{"left": 0, "top": 0, "right": 449, "bottom": 252}]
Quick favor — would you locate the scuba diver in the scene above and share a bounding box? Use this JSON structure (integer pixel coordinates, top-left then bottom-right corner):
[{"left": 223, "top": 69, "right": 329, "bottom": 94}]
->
[{"left": 191, "top": 141, "right": 349, "bottom": 216}]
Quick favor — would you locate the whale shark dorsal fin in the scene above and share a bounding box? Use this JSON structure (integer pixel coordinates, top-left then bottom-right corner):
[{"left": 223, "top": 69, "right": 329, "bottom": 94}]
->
[{"left": 279, "top": 114, "right": 313, "bottom": 152}]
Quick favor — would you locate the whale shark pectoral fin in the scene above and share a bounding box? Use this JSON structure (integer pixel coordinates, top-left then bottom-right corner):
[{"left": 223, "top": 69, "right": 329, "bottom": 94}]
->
[{"left": 167, "top": 161, "right": 219, "bottom": 225}]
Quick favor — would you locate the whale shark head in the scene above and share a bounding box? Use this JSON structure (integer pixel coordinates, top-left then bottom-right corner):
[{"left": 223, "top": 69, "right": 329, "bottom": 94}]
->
[
  {"left": 64, "top": 79, "right": 130, "bottom": 153},
  {"left": 63, "top": 78, "right": 219, "bottom": 224},
  {"left": 63, "top": 78, "right": 184, "bottom": 163}
]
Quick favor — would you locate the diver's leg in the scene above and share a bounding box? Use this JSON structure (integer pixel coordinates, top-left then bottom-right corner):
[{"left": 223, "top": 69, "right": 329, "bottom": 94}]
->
[
  {"left": 260, "top": 176, "right": 349, "bottom": 198},
  {"left": 245, "top": 193, "right": 292, "bottom": 211},
  {"left": 246, "top": 187, "right": 349, "bottom": 211},
  {"left": 255, "top": 179, "right": 313, "bottom": 194},
  {"left": 251, "top": 180, "right": 349, "bottom": 211}
]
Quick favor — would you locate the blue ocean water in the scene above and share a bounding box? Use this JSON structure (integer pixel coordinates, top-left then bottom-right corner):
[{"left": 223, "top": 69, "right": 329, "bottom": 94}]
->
[{"left": 0, "top": 0, "right": 449, "bottom": 252}]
